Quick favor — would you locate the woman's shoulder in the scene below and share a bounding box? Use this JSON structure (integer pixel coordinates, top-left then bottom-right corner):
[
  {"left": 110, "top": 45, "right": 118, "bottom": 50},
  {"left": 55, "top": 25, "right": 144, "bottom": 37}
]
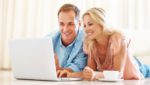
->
[
  {"left": 110, "top": 30, "right": 126, "bottom": 41},
  {"left": 108, "top": 30, "right": 130, "bottom": 55},
  {"left": 111, "top": 30, "right": 131, "bottom": 45}
]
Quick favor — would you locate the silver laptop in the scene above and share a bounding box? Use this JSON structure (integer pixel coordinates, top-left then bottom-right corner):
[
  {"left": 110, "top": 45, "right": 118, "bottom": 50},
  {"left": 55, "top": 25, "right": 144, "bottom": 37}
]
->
[{"left": 9, "top": 37, "right": 82, "bottom": 81}]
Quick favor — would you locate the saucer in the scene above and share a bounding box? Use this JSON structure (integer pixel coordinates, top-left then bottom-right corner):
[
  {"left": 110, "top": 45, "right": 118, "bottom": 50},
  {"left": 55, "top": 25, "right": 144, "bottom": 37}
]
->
[{"left": 98, "top": 78, "right": 123, "bottom": 82}]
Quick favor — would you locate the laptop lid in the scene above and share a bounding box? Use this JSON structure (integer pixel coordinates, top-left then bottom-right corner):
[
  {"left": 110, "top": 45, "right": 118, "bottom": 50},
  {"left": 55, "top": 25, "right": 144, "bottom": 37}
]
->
[{"left": 9, "top": 37, "right": 58, "bottom": 80}]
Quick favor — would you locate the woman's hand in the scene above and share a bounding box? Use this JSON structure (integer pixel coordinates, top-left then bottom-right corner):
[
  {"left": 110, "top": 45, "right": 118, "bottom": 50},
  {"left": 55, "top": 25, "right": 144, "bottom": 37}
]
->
[{"left": 83, "top": 66, "right": 94, "bottom": 80}]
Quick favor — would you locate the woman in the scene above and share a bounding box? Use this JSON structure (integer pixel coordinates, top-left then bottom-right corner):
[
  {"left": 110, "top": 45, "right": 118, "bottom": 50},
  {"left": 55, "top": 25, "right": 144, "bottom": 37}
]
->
[{"left": 81, "top": 7, "right": 149, "bottom": 80}]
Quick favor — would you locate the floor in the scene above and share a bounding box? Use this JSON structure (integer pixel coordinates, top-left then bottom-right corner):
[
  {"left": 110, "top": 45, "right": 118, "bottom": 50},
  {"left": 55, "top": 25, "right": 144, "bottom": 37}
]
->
[{"left": 0, "top": 70, "right": 150, "bottom": 85}]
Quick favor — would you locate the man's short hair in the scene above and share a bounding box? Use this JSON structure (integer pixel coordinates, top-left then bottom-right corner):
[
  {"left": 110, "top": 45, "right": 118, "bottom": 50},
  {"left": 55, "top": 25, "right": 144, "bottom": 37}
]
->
[{"left": 58, "top": 4, "right": 80, "bottom": 19}]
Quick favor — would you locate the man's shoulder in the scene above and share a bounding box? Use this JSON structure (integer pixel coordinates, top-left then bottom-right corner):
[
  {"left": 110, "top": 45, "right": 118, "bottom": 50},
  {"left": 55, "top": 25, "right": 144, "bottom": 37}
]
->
[
  {"left": 46, "top": 30, "right": 60, "bottom": 39},
  {"left": 52, "top": 30, "right": 61, "bottom": 39},
  {"left": 46, "top": 30, "right": 61, "bottom": 46}
]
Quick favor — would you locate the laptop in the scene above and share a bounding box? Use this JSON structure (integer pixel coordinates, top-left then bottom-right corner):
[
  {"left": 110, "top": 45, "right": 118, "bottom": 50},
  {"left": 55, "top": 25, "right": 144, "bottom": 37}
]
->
[{"left": 9, "top": 37, "right": 82, "bottom": 81}]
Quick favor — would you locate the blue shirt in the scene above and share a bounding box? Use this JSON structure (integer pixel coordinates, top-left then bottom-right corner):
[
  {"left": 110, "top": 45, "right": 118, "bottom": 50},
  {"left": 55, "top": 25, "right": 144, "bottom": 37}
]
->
[{"left": 50, "top": 29, "right": 87, "bottom": 72}]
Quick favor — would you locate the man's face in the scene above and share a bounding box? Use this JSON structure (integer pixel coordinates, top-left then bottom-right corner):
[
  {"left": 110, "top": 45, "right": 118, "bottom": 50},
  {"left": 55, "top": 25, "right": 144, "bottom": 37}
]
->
[{"left": 58, "top": 11, "right": 79, "bottom": 44}]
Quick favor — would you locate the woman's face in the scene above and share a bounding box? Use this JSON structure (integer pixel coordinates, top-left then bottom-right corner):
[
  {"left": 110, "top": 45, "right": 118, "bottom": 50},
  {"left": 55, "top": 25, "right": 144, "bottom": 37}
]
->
[{"left": 83, "top": 14, "right": 103, "bottom": 40}]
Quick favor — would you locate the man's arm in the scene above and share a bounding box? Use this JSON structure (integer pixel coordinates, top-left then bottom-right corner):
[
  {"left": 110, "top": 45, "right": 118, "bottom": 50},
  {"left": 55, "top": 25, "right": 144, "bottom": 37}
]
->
[
  {"left": 57, "top": 52, "right": 87, "bottom": 78},
  {"left": 64, "top": 52, "right": 87, "bottom": 72}
]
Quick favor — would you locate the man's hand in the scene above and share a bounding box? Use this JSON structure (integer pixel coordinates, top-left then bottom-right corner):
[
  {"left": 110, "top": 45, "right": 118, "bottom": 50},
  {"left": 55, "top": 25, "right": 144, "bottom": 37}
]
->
[
  {"left": 54, "top": 53, "right": 62, "bottom": 70},
  {"left": 57, "top": 68, "right": 73, "bottom": 78},
  {"left": 54, "top": 53, "right": 73, "bottom": 78}
]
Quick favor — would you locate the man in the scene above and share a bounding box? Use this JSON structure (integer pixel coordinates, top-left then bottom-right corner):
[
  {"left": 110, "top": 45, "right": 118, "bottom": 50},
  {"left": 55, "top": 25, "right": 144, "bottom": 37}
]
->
[{"left": 51, "top": 4, "right": 87, "bottom": 77}]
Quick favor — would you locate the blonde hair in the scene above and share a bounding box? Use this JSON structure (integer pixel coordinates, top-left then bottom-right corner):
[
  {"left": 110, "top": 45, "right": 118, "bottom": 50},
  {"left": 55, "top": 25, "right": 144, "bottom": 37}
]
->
[{"left": 82, "top": 8, "right": 113, "bottom": 54}]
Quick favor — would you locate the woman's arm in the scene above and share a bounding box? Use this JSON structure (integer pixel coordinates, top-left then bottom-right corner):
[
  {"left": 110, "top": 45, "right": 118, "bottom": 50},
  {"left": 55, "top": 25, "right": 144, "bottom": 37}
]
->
[
  {"left": 113, "top": 39, "right": 127, "bottom": 73},
  {"left": 108, "top": 32, "right": 127, "bottom": 79},
  {"left": 111, "top": 33, "right": 142, "bottom": 80}
]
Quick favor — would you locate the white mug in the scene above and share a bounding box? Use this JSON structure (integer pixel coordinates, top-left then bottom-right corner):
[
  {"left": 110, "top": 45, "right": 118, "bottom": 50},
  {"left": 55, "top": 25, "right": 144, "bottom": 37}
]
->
[{"left": 103, "top": 70, "right": 120, "bottom": 80}]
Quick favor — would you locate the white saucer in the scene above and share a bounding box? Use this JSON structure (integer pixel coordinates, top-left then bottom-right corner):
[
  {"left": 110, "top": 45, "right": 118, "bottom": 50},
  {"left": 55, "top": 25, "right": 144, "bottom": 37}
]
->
[{"left": 98, "top": 78, "right": 123, "bottom": 82}]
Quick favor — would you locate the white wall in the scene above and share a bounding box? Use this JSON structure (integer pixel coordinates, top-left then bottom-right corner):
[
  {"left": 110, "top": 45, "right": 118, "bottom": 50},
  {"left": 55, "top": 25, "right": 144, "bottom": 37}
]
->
[{"left": 123, "top": 30, "right": 150, "bottom": 64}]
